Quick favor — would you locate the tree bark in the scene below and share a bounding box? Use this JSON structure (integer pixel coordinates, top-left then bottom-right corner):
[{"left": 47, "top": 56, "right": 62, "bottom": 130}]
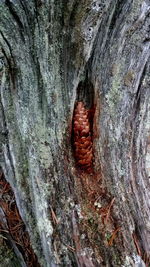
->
[{"left": 0, "top": 0, "right": 150, "bottom": 266}]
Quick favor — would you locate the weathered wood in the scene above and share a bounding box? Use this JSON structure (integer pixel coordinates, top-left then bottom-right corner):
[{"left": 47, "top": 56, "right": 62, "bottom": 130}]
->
[{"left": 0, "top": 0, "right": 149, "bottom": 266}]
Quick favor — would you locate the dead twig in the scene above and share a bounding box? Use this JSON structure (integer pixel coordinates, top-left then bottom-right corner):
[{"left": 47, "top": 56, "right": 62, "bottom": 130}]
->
[
  {"left": 0, "top": 171, "right": 40, "bottom": 266},
  {"left": 50, "top": 207, "right": 59, "bottom": 225},
  {"left": 108, "top": 227, "right": 121, "bottom": 246},
  {"left": 132, "top": 232, "right": 142, "bottom": 257},
  {"left": 105, "top": 198, "right": 115, "bottom": 224},
  {"left": 64, "top": 244, "right": 76, "bottom": 252}
]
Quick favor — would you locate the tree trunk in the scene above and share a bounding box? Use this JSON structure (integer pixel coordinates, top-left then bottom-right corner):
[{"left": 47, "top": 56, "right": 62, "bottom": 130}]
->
[{"left": 0, "top": 0, "right": 150, "bottom": 266}]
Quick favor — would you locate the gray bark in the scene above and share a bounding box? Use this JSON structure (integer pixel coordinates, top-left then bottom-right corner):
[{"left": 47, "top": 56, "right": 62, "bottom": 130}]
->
[{"left": 0, "top": 0, "right": 150, "bottom": 266}]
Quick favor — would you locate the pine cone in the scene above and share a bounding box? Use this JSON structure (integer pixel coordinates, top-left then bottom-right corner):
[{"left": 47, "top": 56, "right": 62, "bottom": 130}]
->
[{"left": 73, "top": 102, "right": 93, "bottom": 170}]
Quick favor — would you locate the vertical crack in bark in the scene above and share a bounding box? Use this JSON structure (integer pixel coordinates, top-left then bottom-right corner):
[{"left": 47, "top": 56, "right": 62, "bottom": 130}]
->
[
  {"left": 5, "top": 0, "right": 25, "bottom": 42},
  {"left": 5, "top": 0, "right": 24, "bottom": 29},
  {"left": 33, "top": 0, "right": 40, "bottom": 25},
  {"left": 1, "top": 48, "right": 16, "bottom": 91},
  {"left": 130, "top": 59, "right": 150, "bottom": 262},
  {"left": 0, "top": 91, "right": 16, "bottom": 179},
  {"left": 108, "top": 0, "right": 131, "bottom": 37},
  {"left": 133, "top": 61, "right": 148, "bottom": 113},
  {"left": 0, "top": 31, "right": 13, "bottom": 58},
  {"left": 0, "top": 31, "right": 17, "bottom": 90}
]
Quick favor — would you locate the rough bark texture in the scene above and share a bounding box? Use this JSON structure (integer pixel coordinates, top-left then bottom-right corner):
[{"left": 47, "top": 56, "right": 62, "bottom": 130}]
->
[{"left": 0, "top": 0, "right": 150, "bottom": 266}]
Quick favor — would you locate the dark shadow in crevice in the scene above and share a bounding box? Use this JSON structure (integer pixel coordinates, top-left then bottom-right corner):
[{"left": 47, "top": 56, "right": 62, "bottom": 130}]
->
[
  {"left": 5, "top": 0, "right": 24, "bottom": 29},
  {"left": 76, "top": 75, "right": 95, "bottom": 110}
]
